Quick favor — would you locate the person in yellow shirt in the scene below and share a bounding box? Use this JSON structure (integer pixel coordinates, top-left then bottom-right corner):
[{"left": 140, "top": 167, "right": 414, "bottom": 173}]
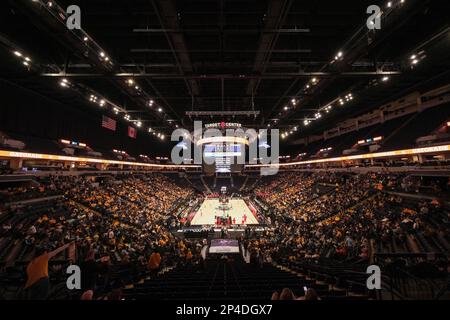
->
[
  {"left": 148, "top": 250, "right": 162, "bottom": 278},
  {"left": 25, "top": 242, "right": 73, "bottom": 300},
  {"left": 186, "top": 250, "right": 193, "bottom": 261}
]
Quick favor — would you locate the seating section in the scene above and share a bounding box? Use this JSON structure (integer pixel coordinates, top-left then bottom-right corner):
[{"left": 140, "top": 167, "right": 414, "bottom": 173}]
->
[
  {"left": 0, "top": 171, "right": 449, "bottom": 300},
  {"left": 123, "top": 257, "right": 367, "bottom": 300},
  {"left": 292, "top": 103, "right": 450, "bottom": 160}
]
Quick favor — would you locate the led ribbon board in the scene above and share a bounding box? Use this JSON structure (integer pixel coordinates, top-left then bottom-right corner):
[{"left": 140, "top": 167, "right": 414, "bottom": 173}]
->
[
  {"left": 245, "top": 144, "right": 450, "bottom": 167},
  {"left": 0, "top": 150, "right": 201, "bottom": 168},
  {"left": 1, "top": 144, "right": 449, "bottom": 169}
]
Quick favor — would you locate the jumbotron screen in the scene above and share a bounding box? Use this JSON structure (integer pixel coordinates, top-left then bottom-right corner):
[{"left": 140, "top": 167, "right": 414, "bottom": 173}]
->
[{"left": 203, "top": 143, "right": 244, "bottom": 173}]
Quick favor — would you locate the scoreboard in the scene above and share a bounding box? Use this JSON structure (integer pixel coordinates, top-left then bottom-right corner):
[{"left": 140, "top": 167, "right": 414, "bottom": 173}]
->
[{"left": 203, "top": 143, "right": 244, "bottom": 174}]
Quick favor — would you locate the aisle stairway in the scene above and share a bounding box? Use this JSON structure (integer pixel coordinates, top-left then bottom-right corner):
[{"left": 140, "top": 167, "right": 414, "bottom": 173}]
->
[{"left": 201, "top": 175, "right": 213, "bottom": 194}]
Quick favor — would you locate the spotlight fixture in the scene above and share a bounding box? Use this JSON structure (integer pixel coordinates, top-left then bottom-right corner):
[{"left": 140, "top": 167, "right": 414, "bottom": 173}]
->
[
  {"left": 60, "top": 79, "right": 69, "bottom": 87},
  {"left": 334, "top": 51, "right": 344, "bottom": 61}
]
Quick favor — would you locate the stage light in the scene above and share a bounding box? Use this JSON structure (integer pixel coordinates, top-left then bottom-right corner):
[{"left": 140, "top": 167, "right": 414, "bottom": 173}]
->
[
  {"left": 23, "top": 61, "right": 29, "bottom": 66},
  {"left": 387, "top": 1, "right": 392, "bottom": 8},
  {"left": 284, "top": 106, "right": 289, "bottom": 111},
  {"left": 14, "top": 51, "right": 22, "bottom": 57},
  {"left": 158, "top": 108, "right": 163, "bottom": 112},
  {"left": 136, "top": 121, "right": 142, "bottom": 128}
]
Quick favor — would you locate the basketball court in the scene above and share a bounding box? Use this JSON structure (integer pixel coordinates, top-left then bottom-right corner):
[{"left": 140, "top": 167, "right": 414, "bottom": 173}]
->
[{"left": 191, "top": 199, "right": 259, "bottom": 226}]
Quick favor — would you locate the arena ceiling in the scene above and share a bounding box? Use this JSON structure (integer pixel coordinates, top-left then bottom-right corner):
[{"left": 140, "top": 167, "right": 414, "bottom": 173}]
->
[{"left": 0, "top": 0, "right": 449, "bottom": 148}]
